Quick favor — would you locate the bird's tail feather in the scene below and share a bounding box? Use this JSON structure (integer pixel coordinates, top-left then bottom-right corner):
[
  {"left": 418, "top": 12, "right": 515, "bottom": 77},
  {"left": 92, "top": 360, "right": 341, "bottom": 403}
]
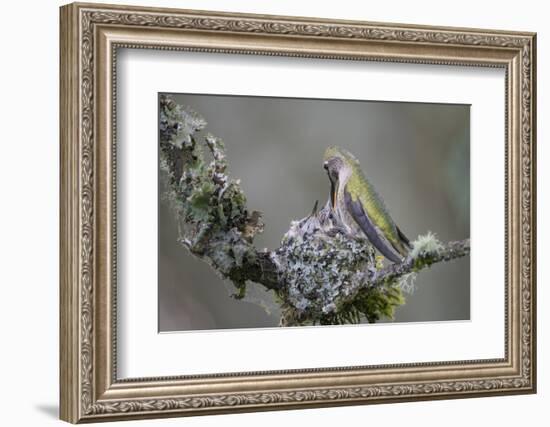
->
[{"left": 396, "top": 226, "right": 412, "bottom": 249}]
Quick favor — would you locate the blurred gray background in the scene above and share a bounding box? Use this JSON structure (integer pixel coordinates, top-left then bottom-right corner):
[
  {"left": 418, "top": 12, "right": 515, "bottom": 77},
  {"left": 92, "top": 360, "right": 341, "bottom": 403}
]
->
[{"left": 159, "top": 93, "right": 470, "bottom": 332}]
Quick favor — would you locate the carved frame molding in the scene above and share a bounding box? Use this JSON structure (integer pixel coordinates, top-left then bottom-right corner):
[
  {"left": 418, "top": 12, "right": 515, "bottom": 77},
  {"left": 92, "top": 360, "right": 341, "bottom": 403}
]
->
[{"left": 60, "top": 2, "right": 536, "bottom": 423}]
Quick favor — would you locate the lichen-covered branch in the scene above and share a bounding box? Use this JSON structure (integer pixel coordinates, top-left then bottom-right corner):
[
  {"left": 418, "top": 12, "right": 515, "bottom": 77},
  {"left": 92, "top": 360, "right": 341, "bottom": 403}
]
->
[
  {"left": 371, "top": 238, "right": 470, "bottom": 289},
  {"left": 159, "top": 94, "right": 470, "bottom": 326}
]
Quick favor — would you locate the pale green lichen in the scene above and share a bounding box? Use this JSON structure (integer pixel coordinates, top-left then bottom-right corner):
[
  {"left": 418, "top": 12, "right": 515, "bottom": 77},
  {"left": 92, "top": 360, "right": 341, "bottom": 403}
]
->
[
  {"left": 273, "top": 207, "right": 405, "bottom": 326},
  {"left": 159, "top": 94, "right": 263, "bottom": 299},
  {"left": 160, "top": 97, "right": 207, "bottom": 149},
  {"left": 396, "top": 272, "right": 417, "bottom": 294},
  {"left": 410, "top": 231, "right": 444, "bottom": 258},
  {"left": 276, "top": 224, "right": 373, "bottom": 321}
]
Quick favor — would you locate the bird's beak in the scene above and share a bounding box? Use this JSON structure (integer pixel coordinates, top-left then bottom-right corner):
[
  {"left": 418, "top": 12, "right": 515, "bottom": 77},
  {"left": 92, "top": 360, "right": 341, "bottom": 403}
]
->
[
  {"left": 324, "top": 162, "right": 336, "bottom": 208},
  {"left": 330, "top": 179, "right": 336, "bottom": 209}
]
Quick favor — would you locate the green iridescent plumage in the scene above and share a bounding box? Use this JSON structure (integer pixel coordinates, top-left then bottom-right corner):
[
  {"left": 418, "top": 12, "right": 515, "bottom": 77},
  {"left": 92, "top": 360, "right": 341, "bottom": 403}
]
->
[{"left": 323, "top": 146, "right": 411, "bottom": 263}]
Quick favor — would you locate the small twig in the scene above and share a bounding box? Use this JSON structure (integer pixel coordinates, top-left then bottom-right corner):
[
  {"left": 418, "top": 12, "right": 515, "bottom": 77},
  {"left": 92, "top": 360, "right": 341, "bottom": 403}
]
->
[{"left": 371, "top": 239, "right": 470, "bottom": 287}]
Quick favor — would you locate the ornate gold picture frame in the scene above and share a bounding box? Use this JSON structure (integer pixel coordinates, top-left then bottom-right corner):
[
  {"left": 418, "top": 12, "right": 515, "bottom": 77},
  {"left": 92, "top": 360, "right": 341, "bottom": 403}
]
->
[{"left": 60, "top": 2, "right": 536, "bottom": 423}]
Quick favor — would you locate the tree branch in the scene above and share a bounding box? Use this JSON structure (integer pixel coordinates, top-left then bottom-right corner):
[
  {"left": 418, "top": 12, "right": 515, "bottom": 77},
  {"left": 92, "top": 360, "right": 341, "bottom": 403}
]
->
[
  {"left": 371, "top": 238, "right": 470, "bottom": 288},
  {"left": 159, "top": 95, "right": 470, "bottom": 326}
]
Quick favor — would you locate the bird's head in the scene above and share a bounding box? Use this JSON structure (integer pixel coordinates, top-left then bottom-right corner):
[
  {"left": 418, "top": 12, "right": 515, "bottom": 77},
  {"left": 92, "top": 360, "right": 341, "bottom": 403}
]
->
[{"left": 323, "top": 146, "right": 358, "bottom": 208}]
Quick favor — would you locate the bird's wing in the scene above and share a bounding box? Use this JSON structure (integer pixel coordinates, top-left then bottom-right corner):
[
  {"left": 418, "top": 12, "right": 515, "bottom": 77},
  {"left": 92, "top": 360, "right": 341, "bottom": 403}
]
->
[{"left": 344, "top": 187, "right": 403, "bottom": 263}]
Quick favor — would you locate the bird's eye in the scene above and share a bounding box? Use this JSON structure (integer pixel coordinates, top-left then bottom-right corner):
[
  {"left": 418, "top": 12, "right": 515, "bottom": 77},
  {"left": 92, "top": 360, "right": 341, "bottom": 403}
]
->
[{"left": 323, "top": 161, "right": 329, "bottom": 170}]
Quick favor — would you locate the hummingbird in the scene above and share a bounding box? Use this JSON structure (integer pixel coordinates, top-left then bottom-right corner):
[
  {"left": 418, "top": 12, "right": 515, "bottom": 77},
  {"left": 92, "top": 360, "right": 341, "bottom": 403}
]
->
[{"left": 323, "top": 146, "right": 411, "bottom": 263}]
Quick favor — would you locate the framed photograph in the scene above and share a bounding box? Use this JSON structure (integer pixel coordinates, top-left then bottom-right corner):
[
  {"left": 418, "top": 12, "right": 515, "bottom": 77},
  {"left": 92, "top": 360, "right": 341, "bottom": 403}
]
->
[{"left": 60, "top": 2, "right": 536, "bottom": 423}]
